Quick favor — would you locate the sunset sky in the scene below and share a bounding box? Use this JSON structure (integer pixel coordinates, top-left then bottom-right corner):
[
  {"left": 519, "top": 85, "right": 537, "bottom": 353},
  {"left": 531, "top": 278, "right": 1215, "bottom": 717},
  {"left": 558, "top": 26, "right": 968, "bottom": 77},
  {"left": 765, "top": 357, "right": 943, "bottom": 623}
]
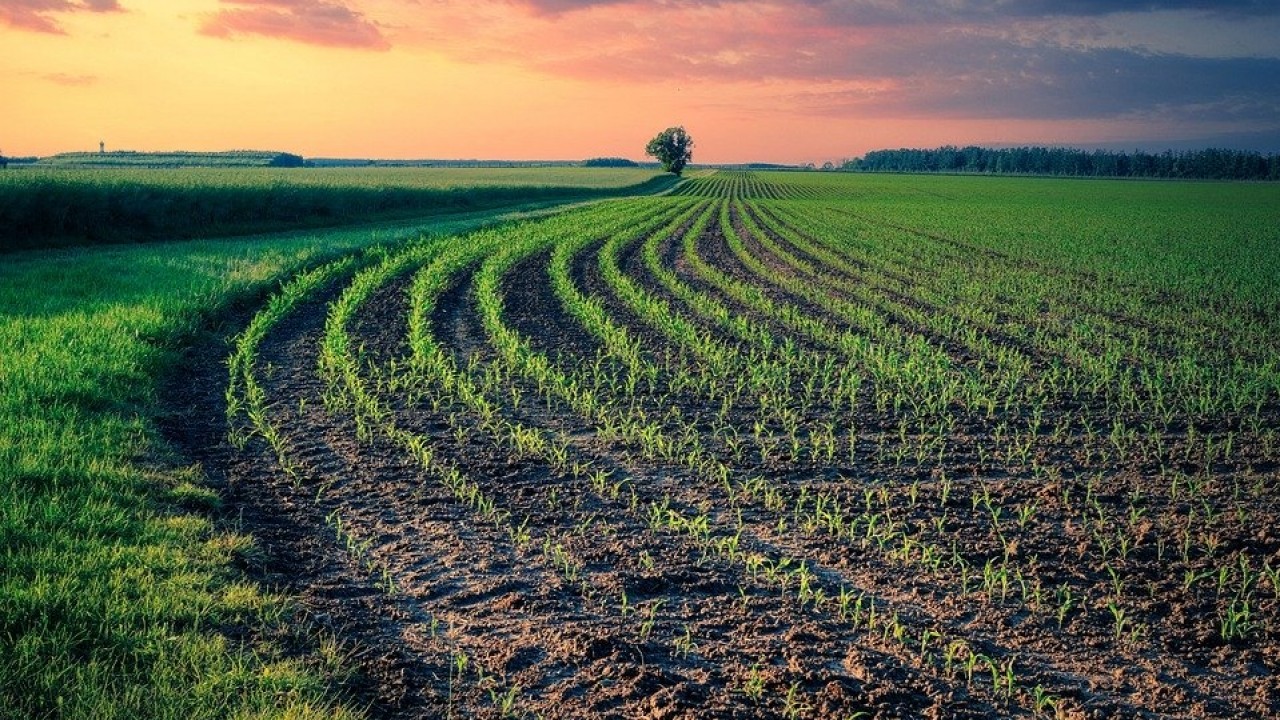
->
[{"left": 4, "top": 1, "right": 1279, "bottom": 164}]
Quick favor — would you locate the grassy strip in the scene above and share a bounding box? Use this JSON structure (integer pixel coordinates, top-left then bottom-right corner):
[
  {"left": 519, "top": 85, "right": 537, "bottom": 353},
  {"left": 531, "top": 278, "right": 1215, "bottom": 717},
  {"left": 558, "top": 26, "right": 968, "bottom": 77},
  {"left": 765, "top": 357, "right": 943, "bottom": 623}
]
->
[
  {"left": 0, "top": 168, "right": 679, "bottom": 252},
  {"left": 0, "top": 199, "right": 605, "bottom": 720}
]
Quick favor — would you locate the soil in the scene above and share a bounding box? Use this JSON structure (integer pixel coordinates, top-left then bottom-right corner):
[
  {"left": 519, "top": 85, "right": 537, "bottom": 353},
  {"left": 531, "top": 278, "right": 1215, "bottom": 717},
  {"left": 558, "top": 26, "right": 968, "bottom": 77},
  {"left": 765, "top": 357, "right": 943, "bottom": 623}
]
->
[{"left": 164, "top": 199, "right": 1279, "bottom": 719}]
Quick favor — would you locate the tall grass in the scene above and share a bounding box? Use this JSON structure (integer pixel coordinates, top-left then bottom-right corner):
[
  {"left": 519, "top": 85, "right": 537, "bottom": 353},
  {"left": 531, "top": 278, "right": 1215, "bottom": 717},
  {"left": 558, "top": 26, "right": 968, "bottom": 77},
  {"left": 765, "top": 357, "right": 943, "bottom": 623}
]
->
[{"left": 0, "top": 167, "right": 675, "bottom": 251}]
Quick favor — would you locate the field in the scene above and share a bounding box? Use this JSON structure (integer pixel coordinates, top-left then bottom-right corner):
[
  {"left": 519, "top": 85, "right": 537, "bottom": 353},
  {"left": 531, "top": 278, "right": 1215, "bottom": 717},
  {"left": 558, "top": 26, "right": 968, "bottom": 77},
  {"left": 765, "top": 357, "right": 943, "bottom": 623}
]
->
[
  {"left": 5, "top": 170, "right": 1280, "bottom": 719},
  {"left": 0, "top": 180, "right": 661, "bottom": 720},
  {"left": 206, "top": 172, "right": 1278, "bottom": 718},
  {"left": 0, "top": 167, "right": 672, "bottom": 251}
]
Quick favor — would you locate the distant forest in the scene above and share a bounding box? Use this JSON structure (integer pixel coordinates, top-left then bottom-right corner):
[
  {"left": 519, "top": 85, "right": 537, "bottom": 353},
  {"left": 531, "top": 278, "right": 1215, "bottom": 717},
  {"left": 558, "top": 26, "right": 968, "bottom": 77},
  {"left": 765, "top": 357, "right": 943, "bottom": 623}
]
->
[
  {"left": 582, "top": 157, "right": 640, "bottom": 168},
  {"left": 20, "top": 151, "right": 305, "bottom": 168},
  {"left": 845, "top": 146, "right": 1280, "bottom": 180}
]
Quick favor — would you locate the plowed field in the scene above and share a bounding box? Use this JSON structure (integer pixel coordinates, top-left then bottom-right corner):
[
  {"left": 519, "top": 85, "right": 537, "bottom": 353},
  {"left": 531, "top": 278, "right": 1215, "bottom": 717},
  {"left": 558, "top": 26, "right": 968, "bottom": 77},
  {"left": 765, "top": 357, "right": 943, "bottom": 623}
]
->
[{"left": 176, "top": 172, "right": 1280, "bottom": 719}]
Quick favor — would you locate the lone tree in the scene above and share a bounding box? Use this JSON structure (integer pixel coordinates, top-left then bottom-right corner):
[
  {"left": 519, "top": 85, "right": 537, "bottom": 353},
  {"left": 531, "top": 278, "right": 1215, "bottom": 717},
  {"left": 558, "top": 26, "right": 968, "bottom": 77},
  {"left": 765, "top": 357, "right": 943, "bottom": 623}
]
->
[{"left": 645, "top": 126, "right": 694, "bottom": 175}]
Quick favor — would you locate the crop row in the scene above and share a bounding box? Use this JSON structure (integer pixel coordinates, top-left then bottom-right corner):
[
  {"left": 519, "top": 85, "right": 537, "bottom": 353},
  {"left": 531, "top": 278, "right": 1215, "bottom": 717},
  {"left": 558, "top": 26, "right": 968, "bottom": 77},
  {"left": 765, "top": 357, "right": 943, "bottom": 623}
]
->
[{"left": 225, "top": 173, "right": 1279, "bottom": 718}]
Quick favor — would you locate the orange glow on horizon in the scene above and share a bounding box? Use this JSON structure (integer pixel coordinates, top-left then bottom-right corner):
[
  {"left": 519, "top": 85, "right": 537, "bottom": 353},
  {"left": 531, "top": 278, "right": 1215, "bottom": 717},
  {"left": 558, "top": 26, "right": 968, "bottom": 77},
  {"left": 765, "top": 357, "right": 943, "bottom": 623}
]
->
[{"left": 3, "top": 1, "right": 1273, "bottom": 163}]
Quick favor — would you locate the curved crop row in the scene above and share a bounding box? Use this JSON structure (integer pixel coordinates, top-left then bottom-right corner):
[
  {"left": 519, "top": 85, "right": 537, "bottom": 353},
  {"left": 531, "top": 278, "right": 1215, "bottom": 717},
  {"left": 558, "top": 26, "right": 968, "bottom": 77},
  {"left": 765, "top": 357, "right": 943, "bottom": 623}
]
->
[{"left": 220, "top": 174, "right": 1280, "bottom": 720}]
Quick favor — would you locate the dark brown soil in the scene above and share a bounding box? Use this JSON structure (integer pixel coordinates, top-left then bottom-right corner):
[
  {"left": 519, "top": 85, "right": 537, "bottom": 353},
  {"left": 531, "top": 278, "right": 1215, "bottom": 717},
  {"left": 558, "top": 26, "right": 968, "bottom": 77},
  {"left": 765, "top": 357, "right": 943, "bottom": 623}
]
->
[{"left": 165, "top": 200, "right": 1280, "bottom": 720}]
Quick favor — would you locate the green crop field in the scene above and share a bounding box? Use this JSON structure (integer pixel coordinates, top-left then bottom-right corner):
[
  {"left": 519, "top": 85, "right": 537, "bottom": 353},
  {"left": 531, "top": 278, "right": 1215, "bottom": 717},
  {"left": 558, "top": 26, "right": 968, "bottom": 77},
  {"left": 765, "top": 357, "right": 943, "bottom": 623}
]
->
[
  {"left": 4, "top": 170, "right": 1279, "bottom": 719},
  {"left": 0, "top": 167, "right": 672, "bottom": 251},
  {"left": 0, "top": 174, "right": 667, "bottom": 720}
]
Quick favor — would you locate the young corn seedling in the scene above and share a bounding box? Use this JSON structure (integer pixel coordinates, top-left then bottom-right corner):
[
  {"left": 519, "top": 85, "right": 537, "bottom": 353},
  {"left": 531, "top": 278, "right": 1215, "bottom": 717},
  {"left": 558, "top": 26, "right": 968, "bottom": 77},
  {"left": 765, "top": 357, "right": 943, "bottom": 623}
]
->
[
  {"left": 638, "top": 600, "right": 664, "bottom": 641},
  {"left": 992, "top": 656, "right": 1017, "bottom": 702},
  {"left": 742, "top": 664, "right": 766, "bottom": 703},
  {"left": 1054, "top": 583, "right": 1075, "bottom": 629},
  {"left": 485, "top": 678, "right": 522, "bottom": 719},
  {"left": 1107, "top": 602, "right": 1132, "bottom": 641},
  {"left": 447, "top": 651, "right": 469, "bottom": 720},
  {"left": 1220, "top": 598, "right": 1253, "bottom": 642},
  {"left": 782, "top": 682, "right": 811, "bottom": 720},
  {"left": 673, "top": 625, "right": 697, "bottom": 659},
  {"left": 1031, "top": 684, "right": 1059, "bottom": 717}
]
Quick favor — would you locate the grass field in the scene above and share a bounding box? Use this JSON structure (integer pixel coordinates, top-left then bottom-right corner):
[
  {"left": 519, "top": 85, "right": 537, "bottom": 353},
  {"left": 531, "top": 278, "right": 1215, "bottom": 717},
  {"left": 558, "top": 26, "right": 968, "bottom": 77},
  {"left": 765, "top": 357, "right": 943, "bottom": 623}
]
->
[
  {"left": 0, "top": 167, "right": 672, "bottom": 251},
  {"left": 4, "top": 170, "right": 1279, "bottom": 719},
  {"left": 0, "top": 183, "right": 665, "bottom": 720}
]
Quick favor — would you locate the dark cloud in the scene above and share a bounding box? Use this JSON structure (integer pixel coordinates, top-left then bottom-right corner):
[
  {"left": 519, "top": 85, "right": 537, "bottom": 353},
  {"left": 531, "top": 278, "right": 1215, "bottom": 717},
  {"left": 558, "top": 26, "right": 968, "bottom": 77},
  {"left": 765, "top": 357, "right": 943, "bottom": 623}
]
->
[
  {"left": 201, "top": 0, "right": 390, "bottom": 50},
  {"left": 1093, "top": 128, "right": 1280, "bottom": 154},
  {"left": 0, "top": 0, "right": 121, "bottom": 34},
  {"left": 978, "top": 1, "right": 1278, "bottom": 18},
  {"left": 807, "top": 0, "right": 1280, "bottom": 23},
  {"left": 491, "top": 3, "right": 1280, "bottom": 128},
  {"left": 511, "top": 0, "right": 1280, "bottom": 22},
  {"left": 812, "top": 39, "right": 1280, "bottom": 122},
  {"left": 707, "top": 31, "right": 1280, "bottom": 122}
]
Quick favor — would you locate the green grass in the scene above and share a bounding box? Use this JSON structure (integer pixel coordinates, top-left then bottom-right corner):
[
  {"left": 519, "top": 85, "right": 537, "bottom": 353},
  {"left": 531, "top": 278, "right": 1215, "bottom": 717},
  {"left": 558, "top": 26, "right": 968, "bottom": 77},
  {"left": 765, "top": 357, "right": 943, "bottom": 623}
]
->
[
  {"left": 715, "top": 171, "right": 1280, "bottom": 310},
  {"left": 7, "top": 168, "right": 1274, "bottom": 719},
  {"left": 814, "top": 173, "right": 1280, "bottom": 308},
  {"left": 0, "top": 195, "right": 634, "bottom": 720},
  {"left": 0, "top": 167, "right": 673, "bottom": 251}
]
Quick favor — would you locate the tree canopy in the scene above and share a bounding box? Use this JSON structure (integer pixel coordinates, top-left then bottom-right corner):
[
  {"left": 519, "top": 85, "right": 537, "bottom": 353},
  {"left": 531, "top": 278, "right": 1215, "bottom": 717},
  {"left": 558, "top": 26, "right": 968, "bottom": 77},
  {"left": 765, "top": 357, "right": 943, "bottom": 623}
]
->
[
  {"left": 645, "top": 127, "right": 694, "bottom": 175},
  {"left": 582, "top": 157, "right": 639, "bottom": 168},
  {"left": 843, "top": 145, "right": 1280, "bottom": 180}
]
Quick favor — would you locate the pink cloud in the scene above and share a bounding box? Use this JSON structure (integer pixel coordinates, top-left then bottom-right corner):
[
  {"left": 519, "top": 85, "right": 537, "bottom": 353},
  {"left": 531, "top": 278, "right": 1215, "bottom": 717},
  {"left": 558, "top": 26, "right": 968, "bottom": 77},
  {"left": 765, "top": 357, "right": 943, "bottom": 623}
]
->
[
  {"left": 201, "top": 0, "right": 390, "bottom": 50},
  {"left": 408, "top": 2, "right": 868, "bottom": 84},
  {"left": 0, "top": 0, "right": 121, "bottom": 34},
  {"left": 390, "top": 0, "right": 1280, "bottom": 131}
]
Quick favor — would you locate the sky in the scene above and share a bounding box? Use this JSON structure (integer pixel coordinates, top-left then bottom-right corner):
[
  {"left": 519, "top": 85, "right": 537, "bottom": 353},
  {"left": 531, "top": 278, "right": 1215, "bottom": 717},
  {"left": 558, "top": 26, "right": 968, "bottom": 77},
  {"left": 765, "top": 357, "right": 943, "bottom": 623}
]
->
[{"left": 4, "top": 0, "right": 1280, "bottom": 164}]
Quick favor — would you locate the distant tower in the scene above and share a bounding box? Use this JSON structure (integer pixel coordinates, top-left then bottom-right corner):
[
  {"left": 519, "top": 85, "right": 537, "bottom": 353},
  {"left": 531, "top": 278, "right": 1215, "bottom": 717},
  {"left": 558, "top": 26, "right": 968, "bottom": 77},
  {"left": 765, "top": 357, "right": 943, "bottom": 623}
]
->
[{"left": 99, "top": 141, "right": 105, "bottom": 154}]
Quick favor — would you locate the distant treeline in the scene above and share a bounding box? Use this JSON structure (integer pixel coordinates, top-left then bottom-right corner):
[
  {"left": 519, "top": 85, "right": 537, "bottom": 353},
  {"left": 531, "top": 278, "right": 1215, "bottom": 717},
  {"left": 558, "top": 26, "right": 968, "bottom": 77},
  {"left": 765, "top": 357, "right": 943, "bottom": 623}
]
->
[
  {"left": 845, "top": 146, "right": 1280, "bottom": 180},
  {"left": 32, "top": 150, "right": 304, "bottom": 169},
  {"left": 582, "top": 157, "right": 639, "bottom": 168}
]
